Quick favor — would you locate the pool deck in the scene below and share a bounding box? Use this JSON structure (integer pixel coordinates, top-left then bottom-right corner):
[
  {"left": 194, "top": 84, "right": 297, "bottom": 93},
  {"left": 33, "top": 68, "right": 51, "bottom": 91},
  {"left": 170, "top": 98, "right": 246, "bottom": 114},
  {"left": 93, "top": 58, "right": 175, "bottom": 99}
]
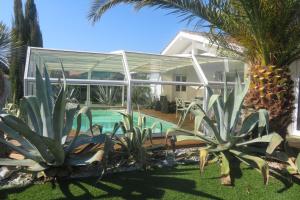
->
[
  {"left": 138, "top": 109, "right": 204, "bottom": 149},
  {"left": 139, "top": 109, "right": 194, "bottom": 131}
]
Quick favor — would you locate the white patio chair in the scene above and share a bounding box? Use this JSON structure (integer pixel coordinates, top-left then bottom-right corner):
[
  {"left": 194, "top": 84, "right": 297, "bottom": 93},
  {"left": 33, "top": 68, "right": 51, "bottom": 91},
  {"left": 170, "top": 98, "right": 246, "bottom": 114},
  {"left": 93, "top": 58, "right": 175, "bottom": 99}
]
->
[{"left": 175, "top": 97, "right": 186, "bottom": 118}]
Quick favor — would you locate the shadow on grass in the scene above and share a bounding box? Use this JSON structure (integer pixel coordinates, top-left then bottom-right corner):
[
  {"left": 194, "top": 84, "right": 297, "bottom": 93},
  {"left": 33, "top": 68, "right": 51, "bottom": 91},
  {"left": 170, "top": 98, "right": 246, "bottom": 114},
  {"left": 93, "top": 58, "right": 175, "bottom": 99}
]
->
[
  {"left": 53, "top": 167, "right": 223, "bottom": 200},
  {"left": 0, "top": 166, "right": 223, "bottom": 200}
]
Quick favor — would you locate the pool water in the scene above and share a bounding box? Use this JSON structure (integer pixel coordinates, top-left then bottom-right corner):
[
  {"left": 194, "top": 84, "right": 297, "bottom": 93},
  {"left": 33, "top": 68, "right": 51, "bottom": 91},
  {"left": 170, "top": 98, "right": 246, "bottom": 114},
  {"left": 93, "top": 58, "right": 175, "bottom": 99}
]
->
[{"left": 73, "top": 110, "right": 176, "bottom": 134}]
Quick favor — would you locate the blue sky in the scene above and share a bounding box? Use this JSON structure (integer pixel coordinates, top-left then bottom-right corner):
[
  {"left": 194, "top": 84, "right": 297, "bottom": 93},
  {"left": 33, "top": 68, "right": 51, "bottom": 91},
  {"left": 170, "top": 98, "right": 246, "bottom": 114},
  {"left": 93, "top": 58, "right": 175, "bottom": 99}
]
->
[{"left": 0, "top": 0, "right": 195, "bottom": 53}]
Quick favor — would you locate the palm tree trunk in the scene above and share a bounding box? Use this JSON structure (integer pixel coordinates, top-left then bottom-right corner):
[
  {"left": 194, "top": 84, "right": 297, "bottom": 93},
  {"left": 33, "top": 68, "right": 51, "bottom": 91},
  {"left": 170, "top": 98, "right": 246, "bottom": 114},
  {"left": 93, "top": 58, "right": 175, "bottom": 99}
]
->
[{"left": 244, "top": 65, "right": 294, "bottom": 137}]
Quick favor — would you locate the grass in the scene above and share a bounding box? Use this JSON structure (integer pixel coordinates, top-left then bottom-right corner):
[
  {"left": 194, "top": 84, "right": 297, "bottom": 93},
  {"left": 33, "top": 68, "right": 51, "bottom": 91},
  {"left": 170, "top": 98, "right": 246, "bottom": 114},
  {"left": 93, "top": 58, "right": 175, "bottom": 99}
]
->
[{"left": 1, "top": 163, "right": 300, "bottom": 200}]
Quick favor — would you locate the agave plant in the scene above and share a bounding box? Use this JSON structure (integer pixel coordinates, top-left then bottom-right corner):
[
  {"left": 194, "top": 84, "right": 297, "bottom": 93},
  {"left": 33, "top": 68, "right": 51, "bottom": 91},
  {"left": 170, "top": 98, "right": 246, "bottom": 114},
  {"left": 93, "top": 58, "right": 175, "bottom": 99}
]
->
[
  {"left": 109, "top": 112, "right": 162, "bottom": 168},
  {"left": 0, "top": 66, "right": 111, "bottom": 175},
  {"left": 166, "top": 76, "right": 283, "bottom": 185},
  {"left": 95, "top": 85, "right": 120, "bottom": 106}
]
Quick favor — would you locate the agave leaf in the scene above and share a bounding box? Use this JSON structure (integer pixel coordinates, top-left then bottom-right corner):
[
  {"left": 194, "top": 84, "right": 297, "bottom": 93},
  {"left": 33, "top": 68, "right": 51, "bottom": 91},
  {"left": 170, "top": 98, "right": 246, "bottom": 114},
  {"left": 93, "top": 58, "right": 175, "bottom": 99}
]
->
[
  {"left": 0, "top": 158, "right": 39, "bottom": 167},
  {"left": 119, "top": 121, "right": 127, "bottom": 134},
  {"left": 41, "top": 136, "right": 65, "bottom": 166},
  {"left": 44, "top": 64, "right": 54, "bottom": 113},
  {"left": 68, "top": 134, "right": 107, "bottom": 151},
  {"left": 80, "top": 106, "right": 93, "bottom": 135},
  {"left": 27, "top": 162, "right": 48, "bottom": 172},
  {"left": 238, "top": 112, "right": 259, "bottom": 136},
  {"left": 220, "top": 152, "right": 231, "bottom": 185},
  {"left": 111, "top": 122, "right": 121, "bottom": 138},
  {"left": 85, "top": 150, "right": 105, "bottom": 164},
  {"left": 229, "top": 78, "right": 249, "bottom": 132},
  {"left": 20, "top": 96, "right": 43, "bottom": 136},
  {"left": 66, "top": 106, "right": 94, "bottom": 151},
  {"left": 265, "top": 133, "right": 283, "bottom": 154},
  {"left": 215, "top": 96, "right": 225, "bottom": 140},
  {"left": 236, "top": 133, "right": 283, "bottom": 154},
  {"left": 137, "top": 114, "right": 145, "bottom": 129},
  {"left": 207, "top": 87, "right": 221, "bottom": 130},
  {"left": 296, "top": 153, "right": 300, "bottom": 173},
  {"left": 258, "top": 109, "right": 269, "bottom": 136},
  {"left": 151, "top": 121, "right": 162, "bottom": 135},
  {"left": 59, "top": 61, "right": 67, "bottom": 91},
  {"left": 85, "top": 124, "right": 103, "bottom": 135},
  {"left": 176, "top": 135, "right": 205, "bottom": 142},
  {"left": 165, "top": 127, "right": 216, "bottom": 145},
  {"left": 207, "top": 94, "right": 220, "bottom": 111},
  {"left": 119, "top": 112, "right": 133, "bottom": 131},
  {"left": 66, "top": 150, "right": 104, "bottom": 166},
  {"left": 52, "top": 85, "right": 66, "bottom": 143},
  {"left": 194, "top": 113, "right": 205, "bottom": 132},
  {"left": 0, "top": 114, "right": 56, "bottom": 164},
  {"left": 0, "top": 120, "right": 34, "bottom": 150},
  {"left": 65, "top": 112, "right": 82, "bottom": 154},
  {"left": 134, "top": 127, "right": 142, "bottom": 146},
  {"left": 220, "top": 152, "right": 230, "bottom": 176},
  {"left": 206, "top": 143, "right": 231, "bottom": 152},
  {"left": 0, "top": 137, "right": 42, "bottom": 162},
  {"left": 142, "top": 128, "right": 152, "bottom": 144},
  {"left": 63, "top": 103, "right": 80, "bottom": 139},
  {"left": 230, "top": 149, "right": 269, "bottom": 185},
  {"left": 35, "top": 66, "right": 54, "bottom": 138},
  {"left": 185, "top": 103, "right": 223, "bottom": 144},
  {"left": 199, "top": 148, "right": 208, "bottom": 173}
]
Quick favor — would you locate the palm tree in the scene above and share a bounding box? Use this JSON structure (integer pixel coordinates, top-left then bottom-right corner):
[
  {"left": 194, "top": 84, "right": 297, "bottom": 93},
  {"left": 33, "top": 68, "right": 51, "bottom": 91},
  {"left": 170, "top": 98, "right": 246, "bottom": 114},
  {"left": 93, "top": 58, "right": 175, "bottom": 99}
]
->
[
  {"left": 0, "top": 22, "right": 11, "bottom": 106},
  {"left": 0, "top": 21, "right": 11, "bottom": 157},
  {"left": 88, "top": 0, "right": 300, "bottom": 136},
  {"left": 0, "top": 22, "right": 11, "bottom": 71}
]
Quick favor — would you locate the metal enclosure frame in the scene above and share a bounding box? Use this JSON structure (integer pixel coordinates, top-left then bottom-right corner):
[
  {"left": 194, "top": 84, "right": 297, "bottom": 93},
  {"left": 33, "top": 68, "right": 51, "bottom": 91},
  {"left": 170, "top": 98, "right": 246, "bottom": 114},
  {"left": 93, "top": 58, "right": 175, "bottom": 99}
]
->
[{"left": 24, "top": 47, "right": 246, "bottom": 113}]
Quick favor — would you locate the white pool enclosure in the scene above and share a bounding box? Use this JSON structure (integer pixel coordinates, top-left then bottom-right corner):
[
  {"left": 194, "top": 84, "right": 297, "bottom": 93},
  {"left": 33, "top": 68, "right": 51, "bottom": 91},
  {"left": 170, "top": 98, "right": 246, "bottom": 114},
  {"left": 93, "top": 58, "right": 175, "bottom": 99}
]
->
[{"left": 24, "top": 47, "right": 246, "bottom": 113}]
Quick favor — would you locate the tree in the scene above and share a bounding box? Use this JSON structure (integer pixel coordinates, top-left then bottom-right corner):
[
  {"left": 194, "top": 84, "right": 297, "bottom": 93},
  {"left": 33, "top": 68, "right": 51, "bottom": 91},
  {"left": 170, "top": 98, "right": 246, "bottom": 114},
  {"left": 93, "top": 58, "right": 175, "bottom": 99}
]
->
[
  {"left": 89, "top": 0, "right": 300, "bottom": 136},
  {"left": 25, "top": 0, "right": 43, "bottom": 47},
  {"left": 10, "top": 0, "right": 26, "bottom": 104},
  {"left": 10, "top": 0, "right": 43, "bottom": 104}
]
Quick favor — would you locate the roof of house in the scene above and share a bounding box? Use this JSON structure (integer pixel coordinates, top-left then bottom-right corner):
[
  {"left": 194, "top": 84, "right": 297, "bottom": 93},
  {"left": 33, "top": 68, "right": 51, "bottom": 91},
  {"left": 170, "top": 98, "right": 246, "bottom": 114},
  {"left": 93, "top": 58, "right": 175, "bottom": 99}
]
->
[{"left": 161, "top": 30, "right": 217, "bottom": 56}]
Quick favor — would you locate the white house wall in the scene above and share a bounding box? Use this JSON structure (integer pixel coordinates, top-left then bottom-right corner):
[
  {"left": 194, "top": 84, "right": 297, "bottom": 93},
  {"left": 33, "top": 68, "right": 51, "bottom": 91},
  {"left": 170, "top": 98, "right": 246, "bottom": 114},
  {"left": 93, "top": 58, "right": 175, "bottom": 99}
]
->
[
  {"left": 161, "top": 66, "right": 203, "bottom": 102},
  {"left": 288, "top": 60, "right": 300, "bottom": 136}
]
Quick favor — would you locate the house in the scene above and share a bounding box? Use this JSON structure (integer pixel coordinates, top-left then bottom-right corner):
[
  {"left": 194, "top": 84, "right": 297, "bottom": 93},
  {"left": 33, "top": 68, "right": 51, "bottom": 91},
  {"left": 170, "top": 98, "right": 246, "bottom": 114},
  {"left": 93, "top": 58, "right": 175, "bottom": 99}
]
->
[{"left": 159, "top": 31, "right": 246, "bottom": 102}]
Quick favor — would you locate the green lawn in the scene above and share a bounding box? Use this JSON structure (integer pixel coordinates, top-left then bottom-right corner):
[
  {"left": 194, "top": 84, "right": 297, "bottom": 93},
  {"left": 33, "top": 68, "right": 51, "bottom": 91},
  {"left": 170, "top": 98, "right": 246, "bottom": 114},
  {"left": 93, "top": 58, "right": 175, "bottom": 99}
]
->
[{"left": 1, "top": 163, "right": 300, "bottom": 200}]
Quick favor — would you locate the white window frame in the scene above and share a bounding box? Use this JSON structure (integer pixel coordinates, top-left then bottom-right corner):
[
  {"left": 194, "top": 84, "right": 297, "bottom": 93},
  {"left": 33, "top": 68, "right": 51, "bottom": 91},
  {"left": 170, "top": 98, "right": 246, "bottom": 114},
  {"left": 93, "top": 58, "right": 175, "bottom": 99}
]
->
[{"left": 175, "top": 74, "right": 187, "bottom": 92}]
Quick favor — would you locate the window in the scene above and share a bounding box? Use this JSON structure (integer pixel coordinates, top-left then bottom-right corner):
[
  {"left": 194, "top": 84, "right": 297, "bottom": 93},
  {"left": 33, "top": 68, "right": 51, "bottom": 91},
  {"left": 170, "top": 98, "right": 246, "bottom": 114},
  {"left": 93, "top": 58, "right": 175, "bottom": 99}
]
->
[{"left": 175, "top": 75, "right": 187, "bottom": 92}]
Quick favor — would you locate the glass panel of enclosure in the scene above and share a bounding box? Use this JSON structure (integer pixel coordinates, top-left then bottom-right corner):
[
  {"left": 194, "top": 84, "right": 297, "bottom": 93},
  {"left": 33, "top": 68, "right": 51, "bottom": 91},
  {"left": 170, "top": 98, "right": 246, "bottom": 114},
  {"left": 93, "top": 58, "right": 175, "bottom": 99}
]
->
[
  {"left": 27, "top": 49, "right": 126, "bottom": 81},
  {"left": 125, "top": 52, "right": 201, "bottom": 84},
  {"left": 195, "top": 55, "right": 246, "bottom": 83}
]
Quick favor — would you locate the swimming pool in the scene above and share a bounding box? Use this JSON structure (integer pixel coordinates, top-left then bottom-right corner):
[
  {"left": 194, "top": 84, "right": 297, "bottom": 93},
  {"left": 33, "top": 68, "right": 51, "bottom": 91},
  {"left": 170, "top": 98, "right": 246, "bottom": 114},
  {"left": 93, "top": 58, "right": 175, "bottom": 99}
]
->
[{"left": 73, "top": 110, "right": 176, "bottom": 134}]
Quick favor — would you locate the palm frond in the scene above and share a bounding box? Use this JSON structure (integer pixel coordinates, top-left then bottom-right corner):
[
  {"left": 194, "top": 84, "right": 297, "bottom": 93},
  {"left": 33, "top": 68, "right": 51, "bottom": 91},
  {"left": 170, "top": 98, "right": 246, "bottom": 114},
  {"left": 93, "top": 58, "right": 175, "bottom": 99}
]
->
[{"left": 89, "top": 0, "right": 300, "bottom": 66}]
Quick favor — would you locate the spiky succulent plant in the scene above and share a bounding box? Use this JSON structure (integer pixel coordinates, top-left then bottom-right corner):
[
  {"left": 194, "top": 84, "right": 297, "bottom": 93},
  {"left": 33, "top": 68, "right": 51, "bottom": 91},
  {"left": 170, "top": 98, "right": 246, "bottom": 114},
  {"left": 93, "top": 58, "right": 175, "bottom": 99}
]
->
[
  {"left": 0, "top": 66, "right": 111, "bottom": 175},
  {"left": 109, "top": 112, "right": 163, "bottom": 168},
  {"left": 167, "top": 76, "right": 283, "bottom": 185}
]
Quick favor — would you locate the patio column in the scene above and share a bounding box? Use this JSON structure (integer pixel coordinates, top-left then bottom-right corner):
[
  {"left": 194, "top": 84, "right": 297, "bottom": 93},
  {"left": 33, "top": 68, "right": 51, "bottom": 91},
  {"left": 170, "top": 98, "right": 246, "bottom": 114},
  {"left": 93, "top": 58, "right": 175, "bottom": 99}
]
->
[
  {"left": 122, "top": 86, "right": 125, "bottom": 107},
  {"left": 86, "top": 71, "right": 91, "bottom": 106},
  {"left": 191, "top": 54, "right": 208, "bottom": 111},
  {"left": 121, "top": 51, "right": 132, "bottom": 113}
]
